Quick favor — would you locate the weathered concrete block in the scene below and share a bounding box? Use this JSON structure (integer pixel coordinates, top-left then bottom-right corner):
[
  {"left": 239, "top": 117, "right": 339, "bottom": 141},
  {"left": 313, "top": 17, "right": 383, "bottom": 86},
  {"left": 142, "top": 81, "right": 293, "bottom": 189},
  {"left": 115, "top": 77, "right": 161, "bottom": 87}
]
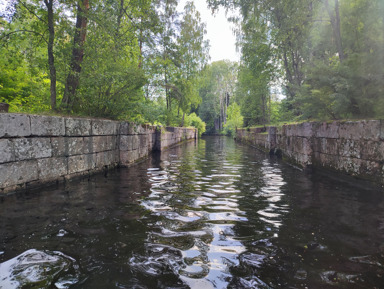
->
[
  {"left": 381, "top": 120, "right": 384, "bottom": 140},
  {"left": 323, "top": 138, "right": 338, "bottom": 155},
  {"left": 38, "top": 157, "right": 67, "bottom": 180},
  {"left": 338, "top": 156, "right": 362, "bottom": 175},
  {"left": 51, "top": 137, "right": 67, "bottom": 157},
  {"left": 360, "top": 141, "right": 379, "bottom": 160},
  {"left": 0, "top": 160, "right": 38, "bottom": 187},
  {"left": 314, "top": 122, "right": 339, "bottom": 138},
  {"left": 107, "top": 135, "right": 117, "bottom": 151},
  {"left": 0, "top": 139, "right": 15, "bottom": 163},
  {"left": 120, "top": 150, "right": 139, "bottom": 166},
  {"left": 359, "top": 160, "right": 381, "bottom": 178},
  {"left": 140, "top": 134, "right": 148, "bottom": 148},
  {"left": 67, "top": 137, "right": 85, "bottom": 155},
  {"left": 295, "top": 152, "right": 312, "bottom": 166},
  {"left": 312, "top": 138, "right": 321, "bottom": 153},
  {"left": 296, "top": 122, "right": 314, "bottom": 137},
  {"left": 339, "top": 120, "right": 381, "bottom": 141},
  {"left": 83, "top": 136, "right": 93, "bottom": 154},
  {"left": 65, "top": 118, "right": 91, "bottom": 136},
  {"left": 95, "top": 151, "right": 115, "bottom": 168},
  {"left": 92, "top": 136, "right": 107, "bottom": 153},
  {"left": 339, "top": 139, "right": 360, "bottom": 158},
  {"left": 68, "top": 155, "right": 86, "bottom": 174},
  {"left": 132, "top": 135, "right": 139, "bottom": 150},
  {"left": 13, "top": 138, "right": 52, "bottom": 160},
  {"left": 0, "top": 113, "right": 30, "bottom": 138},
  {"left": 92, "top": 119, "right": 119, "bottom": 136},
  {"left": 120, "top": 122, "right": 135, "bottom": 135},
  {"left": 318, "top": 153, "right": 339, "bottom": 170},
  {"left": 120, "top": 135, "right": 133, "bottom": 151},
  {"left": 301, "top": 137, "right": 312, "bottom": 155},
  {"left": 30, "top": 115, "right": 65, "bottom": 136},
  {"left": 68, "top": 154, "right": 95, "bottom": 174}
]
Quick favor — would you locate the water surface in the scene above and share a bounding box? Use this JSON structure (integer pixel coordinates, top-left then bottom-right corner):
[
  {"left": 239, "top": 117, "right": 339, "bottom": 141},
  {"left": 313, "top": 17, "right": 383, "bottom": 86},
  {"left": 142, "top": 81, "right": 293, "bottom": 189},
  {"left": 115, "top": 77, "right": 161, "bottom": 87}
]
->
[{"left": 1, "top": 136, "right": 384, "bottom": 288}]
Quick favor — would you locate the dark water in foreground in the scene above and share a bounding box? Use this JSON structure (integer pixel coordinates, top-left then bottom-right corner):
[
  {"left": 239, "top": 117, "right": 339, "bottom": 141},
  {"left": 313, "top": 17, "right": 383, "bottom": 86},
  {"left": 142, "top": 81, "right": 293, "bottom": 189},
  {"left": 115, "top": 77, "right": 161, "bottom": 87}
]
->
[{"left": 1, "top": 136, "right": 384, "bottom": 289}]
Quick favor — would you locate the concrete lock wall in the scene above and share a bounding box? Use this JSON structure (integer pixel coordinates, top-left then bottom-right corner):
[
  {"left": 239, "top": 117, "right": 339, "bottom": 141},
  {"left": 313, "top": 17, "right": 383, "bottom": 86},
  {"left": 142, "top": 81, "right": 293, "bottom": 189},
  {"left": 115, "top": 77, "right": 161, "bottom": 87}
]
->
[
  {"left": 236, "top": 120, "right": 384, "bottom": 185},
  {"left": 0, "top": 113, "right": 197, "bottom": 193}
]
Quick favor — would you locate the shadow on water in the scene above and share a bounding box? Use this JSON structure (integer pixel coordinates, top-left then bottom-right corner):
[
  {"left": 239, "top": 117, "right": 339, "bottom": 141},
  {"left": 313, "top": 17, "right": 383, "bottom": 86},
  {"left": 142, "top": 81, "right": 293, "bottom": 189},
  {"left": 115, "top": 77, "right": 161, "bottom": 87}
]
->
[{"left": 1, "top": 136, "right": 384, "bottom": 288}]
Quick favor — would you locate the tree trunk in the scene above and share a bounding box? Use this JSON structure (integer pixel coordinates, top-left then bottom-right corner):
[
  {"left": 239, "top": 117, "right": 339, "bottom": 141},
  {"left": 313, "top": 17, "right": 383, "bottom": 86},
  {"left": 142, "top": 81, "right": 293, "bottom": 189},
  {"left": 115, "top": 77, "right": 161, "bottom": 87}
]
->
[
  {"left": 62, "top": 0, "right": 89, "bottom": 108},
  {"left": 324, "top": 0, "right": 344, "bottom": 62},
  {"left": 44, "top": 0, "right": 56, "bottom": 110}
]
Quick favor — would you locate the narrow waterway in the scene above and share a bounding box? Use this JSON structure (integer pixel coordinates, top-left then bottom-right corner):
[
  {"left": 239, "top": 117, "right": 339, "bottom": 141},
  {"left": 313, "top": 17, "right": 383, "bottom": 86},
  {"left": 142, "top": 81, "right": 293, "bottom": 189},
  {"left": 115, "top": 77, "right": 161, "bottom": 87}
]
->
[{"left": 1, "top": 136, "right": 384, "bottom": 288}]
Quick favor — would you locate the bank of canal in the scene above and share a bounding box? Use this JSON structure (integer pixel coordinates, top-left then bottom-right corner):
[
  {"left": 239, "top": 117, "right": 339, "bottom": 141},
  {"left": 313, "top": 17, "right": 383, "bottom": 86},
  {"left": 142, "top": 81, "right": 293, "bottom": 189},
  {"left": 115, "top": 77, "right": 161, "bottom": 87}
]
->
[{"left": 1, "top": 136, "right": 383, "bottom": 288}]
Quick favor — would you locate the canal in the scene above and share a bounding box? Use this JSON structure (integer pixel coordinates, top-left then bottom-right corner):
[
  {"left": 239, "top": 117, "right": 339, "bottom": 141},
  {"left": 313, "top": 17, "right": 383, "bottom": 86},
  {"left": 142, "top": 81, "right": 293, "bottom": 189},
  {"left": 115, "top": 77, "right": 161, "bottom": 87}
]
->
[{"left": 1, "top": 136, "right": 384, "bottom": 288}]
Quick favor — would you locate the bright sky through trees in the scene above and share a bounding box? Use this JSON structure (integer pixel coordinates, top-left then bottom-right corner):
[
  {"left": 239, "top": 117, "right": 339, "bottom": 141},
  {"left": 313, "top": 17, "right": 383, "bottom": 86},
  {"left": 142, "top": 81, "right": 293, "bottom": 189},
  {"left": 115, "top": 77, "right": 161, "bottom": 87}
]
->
[{"left": 178, "top": 0, "right": 239, "bottom": 63}]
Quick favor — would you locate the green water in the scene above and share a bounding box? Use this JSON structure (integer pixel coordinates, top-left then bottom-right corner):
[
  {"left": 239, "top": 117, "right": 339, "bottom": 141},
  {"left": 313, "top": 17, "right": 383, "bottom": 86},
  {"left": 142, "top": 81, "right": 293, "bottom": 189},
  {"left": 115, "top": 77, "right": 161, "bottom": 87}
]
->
[{"left": 1, "top": 136, "right": 383, "bottom": 288}]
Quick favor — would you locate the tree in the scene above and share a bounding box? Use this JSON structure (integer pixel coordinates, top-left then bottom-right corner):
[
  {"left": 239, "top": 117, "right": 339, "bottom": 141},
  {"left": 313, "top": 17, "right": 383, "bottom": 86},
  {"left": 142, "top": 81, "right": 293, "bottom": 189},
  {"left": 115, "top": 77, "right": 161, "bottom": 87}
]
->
[
  {"left": 61, "top": 0, "right": 89, "bottom": 109},
  {"left": 198, "top": 60, "right": 237, "bottom": 133},
  {"left": 224, "top": 102, "right": 243, "bottom": 136}
]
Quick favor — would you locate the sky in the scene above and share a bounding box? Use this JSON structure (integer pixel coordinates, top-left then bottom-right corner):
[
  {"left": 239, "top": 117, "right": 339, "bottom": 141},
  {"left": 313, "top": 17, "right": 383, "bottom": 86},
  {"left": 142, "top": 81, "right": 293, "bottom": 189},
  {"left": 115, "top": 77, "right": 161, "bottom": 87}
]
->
[{"left": 178, "top": 0, "right": 239, "bottom": 63}]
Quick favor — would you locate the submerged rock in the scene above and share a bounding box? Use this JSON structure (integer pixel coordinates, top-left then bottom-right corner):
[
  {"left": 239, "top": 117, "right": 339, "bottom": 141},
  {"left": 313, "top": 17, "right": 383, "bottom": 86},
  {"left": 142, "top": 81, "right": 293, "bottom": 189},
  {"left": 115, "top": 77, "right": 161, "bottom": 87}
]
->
[{"left": 0, "top": 249, "right": 79, "bottom": 289}]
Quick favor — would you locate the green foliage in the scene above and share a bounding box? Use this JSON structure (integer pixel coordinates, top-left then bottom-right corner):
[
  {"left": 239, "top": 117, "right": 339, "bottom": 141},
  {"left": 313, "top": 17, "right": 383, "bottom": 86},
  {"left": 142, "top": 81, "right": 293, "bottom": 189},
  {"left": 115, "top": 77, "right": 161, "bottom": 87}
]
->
[
  {"left": 209, "top": 0, "right": 384, "bottom": 122},
  {"left": 197, "top": 60, "right": 237, "bottom": 133},
  {"left": 184, "top": 112, "right": 206, "bottom": 137},
  {"left": 223, "top": 102, "right": 243, "bottom": 136}
]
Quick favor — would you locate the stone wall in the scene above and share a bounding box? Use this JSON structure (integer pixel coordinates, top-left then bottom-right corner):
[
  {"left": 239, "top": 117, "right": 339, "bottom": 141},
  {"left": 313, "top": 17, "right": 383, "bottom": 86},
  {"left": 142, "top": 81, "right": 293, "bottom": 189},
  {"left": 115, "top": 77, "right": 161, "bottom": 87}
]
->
[
  {"left": 236, "top": 120, "right": 384, "bottom": 185},
  {"left": 0, "top": 113, "right": 197, "bottom": 193}
]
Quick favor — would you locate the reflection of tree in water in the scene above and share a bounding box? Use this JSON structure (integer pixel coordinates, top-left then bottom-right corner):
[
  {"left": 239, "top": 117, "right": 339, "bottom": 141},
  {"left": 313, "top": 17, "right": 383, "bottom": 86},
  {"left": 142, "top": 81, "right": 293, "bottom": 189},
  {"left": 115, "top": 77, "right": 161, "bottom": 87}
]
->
[{"left": 229, "top": 150, "right": 290, "bottom": 288}]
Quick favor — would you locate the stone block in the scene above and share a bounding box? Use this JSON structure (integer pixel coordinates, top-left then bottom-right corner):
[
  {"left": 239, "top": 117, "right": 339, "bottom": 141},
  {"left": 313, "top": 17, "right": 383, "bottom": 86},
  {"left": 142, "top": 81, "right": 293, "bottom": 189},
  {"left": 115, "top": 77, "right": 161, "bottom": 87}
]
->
[
  {"left": 319, "top": 153, "right": 339, "bottom": 170},
  {"left": 296, "top": 152, "right": 312, "bottom": 166},
  {"left": 68, "top": 155, "right": 86, "bottom": 174},
  {"left": 13, "top": 138, "right": 52, "bottom": 160},
  {"left": 0, "top": 160, "right": 38, "bottom": 187},
  {"left": 68, "top": 154, "right": 95, "bottom": 174},
  {"left": 359, "top": 141, "right": 380, "bottom": 160},
  {"left": 301, "top": 137, "right": 312, "bottom": 155},
  {"left": 338, "top": 156, "right": 361, "bottom": 176},
  {"left": 37, "top": 157, "right": 67, "bottom": 180},
  {"left": 0, "top": 113, "right": 30, "bottom": 138},
  {"left": 312, "top": 138, "right": 321, "bottom": 153},
  {"left": 92, "top": 119, "right": 119, "bottom": 136},
  {"left": 95, "top": 151, "right": 114, "bottom": 169},
  {"left": 120, "top": 150, "right": 139, "bottom": 166},
  {"left": 132, "top": 135, "right": 139, "bottom": 150},
  {"left": 120, "top": 135, "right": 133, "bottom": 151},
  {"left": 359, "top": 160, "right": 381, "bottom": 178},
  {"left": 295, "top": 122, "right": 314, "bottom": 137},
  {"left": 51, "top": 137, "right": 66, "bottom": 157},
  {"left": 381, "top": 120, "right": 384, "bottom": 140},
  {"left": 324, "top": 138, "right": 338, "bottom": 155},
  {"left": 106, "top": 135, "right": 116, "bottom": 151},
  {"left": 339, "top": 120, "right": 380, "bottom": 141},
  {"left": 315, "top": 122, "right": 339, "bottom": 138},
  {"left": 67, "top": 137, "right": 85, "bottom": 155},
  {"left": 65, "top": 118, "right": 91, "bottom": 136},
  {"left": 92, "top": 136, "right": 108, "bottom": 153},
  {"left": 120, "top": 122, "right": 136, "bottom": 135},
  {"left": 83, "top": 137, "right": 93, "bottom": 154},
  {"left": 87, "top": 154, "right": 97, "bottom": 170},
  {"left": 30, "top": 115, "right": 65, "bottom": 136},
  {"left": 0, "top": 139, "right": 15, "bottom": 163},
  {"left": 140, "top": 134, "right": 148, "bottom": 148},
  {"left": 339, "top": 139, "right": 360, "bottom": 158}
]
